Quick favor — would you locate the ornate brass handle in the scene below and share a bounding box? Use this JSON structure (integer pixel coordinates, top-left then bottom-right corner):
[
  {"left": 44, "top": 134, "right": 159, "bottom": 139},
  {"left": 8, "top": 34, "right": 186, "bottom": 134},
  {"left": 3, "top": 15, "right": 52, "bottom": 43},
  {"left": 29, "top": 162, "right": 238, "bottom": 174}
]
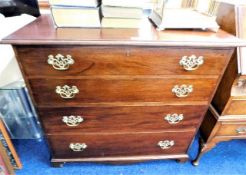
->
[
  {"left": 62, "top": 116, "right": 84, "bottom": 127},
  {"left": 69, "top": 143, "right": 87, "bottom": 152},
  {"left": 179, "top": 55, "right": 204, "bottom": 71},
  {"left": 236, "top": 127, "right": 246, "bottom": 134},
  {"left": 158, "top": 140, "right": 175, "bottom": 149},
  {"left": 164, "top": 114, "right": 184, "bottom": 124},
  {"left": 47, "top": 54, "right": 74, "bottom": 70},
  {"left": 55, "top": 85, "right": 79, "bottom": 99},
  {"left": 172, "top": 85, "right": 193, "bottom": 98}
]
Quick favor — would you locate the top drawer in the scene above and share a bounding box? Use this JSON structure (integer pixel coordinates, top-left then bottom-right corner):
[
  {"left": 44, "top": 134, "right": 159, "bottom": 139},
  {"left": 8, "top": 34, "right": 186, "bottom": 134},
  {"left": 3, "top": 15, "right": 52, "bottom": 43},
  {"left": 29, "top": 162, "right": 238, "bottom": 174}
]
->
[{"left": 15, "top": 46, "right": 233, "bottom": 76}]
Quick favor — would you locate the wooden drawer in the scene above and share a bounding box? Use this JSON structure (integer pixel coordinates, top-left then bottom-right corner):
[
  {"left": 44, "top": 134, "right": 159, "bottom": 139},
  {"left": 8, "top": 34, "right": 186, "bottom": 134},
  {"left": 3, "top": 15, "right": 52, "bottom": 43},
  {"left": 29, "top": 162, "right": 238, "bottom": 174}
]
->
[
  {"left": 16, "top": 46, "right": 233, "bottom": 76},
  {"left": 29, "top": 78, "right": 217, "bottom": 106},
  {"left": 217, "top": 121, "right": 246, "bottom": 137},
  {"left": 48, "top": 131, "right": 194, "bottom": 158},
  {"left": 38, "top": 105, "right": 207, "bottom": 134},
  {"left": 224, "top": 100, "right": 246, "bottom": 115}
]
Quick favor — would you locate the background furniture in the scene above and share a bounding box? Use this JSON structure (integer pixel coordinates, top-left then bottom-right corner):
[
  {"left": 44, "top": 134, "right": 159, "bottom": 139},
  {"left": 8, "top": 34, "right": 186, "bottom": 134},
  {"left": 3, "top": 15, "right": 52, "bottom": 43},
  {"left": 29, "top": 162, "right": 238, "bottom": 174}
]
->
[
  {"left": 0, "top": 81, "right": 43, "bottom": 140},
  {"left": 1, "top": 14, "right": 242, "bottom": 167},
  {"left": 192, "top": 1, "right": 246, "bottom": 166}
]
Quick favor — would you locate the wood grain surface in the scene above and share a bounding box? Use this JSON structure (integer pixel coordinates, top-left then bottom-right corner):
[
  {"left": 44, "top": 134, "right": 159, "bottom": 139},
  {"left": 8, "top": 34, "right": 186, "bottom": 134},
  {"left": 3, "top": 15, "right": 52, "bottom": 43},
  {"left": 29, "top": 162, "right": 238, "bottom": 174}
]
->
[
  {"left": 15, "top": 46, "right": 233, "bottom": 76},
  {"left": 28, "top": 78, "right": 218, "bottom": 106},
  {"left": 48, "top": 131, "right": 195, "bottom": 158},
  {"left": 2, "top": 15, "right": 245, "bottom": 47}
]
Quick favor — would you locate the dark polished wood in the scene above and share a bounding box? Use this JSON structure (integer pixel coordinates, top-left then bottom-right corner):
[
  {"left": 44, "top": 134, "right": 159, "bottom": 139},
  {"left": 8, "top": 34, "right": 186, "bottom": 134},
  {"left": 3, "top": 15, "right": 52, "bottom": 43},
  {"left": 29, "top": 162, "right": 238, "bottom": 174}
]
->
[
  {"left": 212, "top": 50, "right": 238, "bottom": 115},
  {"left": 29, "top": 78, "right": 218, "bottom": 106},
  {"left": 51, "top": 154, "right": 189, "bottom": 164},
  {"left": 16, "top": 45, "right": 233, "bottom": 76},
  {"left": 193, "top": 2, "right": 246, "bottom": 166},
  {"left": 1, "top": 15, "right": 245, "bottom": 47},
  {"left": 2, "top": 14, "right": 242, "bottom": 166},
  {"left": 38, "top": 105, "right": 206, "bottom": 134},
  {"left": 193, "top": 105, "right": 246, "bottom": 166},
  {"left": 48, "top": 131, "right": 194, "bottom": 158},
  {"left": 38, "top": 0, "right": 50, "bottom": 9}
]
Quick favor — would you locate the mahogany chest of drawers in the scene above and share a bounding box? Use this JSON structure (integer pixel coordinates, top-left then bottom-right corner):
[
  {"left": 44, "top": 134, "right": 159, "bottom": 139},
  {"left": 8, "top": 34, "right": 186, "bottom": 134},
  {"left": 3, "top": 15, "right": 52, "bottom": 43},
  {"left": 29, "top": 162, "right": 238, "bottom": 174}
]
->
[{"left": 1, "top": 15, "right": 243, "bottom": 167}]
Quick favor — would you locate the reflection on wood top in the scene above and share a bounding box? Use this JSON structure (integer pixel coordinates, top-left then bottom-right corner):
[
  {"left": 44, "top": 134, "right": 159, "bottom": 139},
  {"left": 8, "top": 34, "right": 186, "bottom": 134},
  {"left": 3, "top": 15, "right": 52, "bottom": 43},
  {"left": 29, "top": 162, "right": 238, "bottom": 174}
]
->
[{"left": 1, "top": 14, "right": 245, "bottom": 47}]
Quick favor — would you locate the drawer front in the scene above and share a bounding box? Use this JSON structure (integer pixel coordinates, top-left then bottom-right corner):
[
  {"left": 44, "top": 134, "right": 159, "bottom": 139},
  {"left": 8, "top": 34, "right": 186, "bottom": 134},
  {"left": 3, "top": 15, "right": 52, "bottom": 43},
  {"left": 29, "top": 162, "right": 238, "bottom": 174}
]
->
[
  {"left": 29, "top": 78, "right": 217, "bottom": 106},
  {"left": 38, "top": 105, "right": 207, "bottom": 134},
  {"left": 217, "top": 122, "right": 246, "bottom": 137},
  {"left": 224, "top": 100, "right": 246, "bottom": 115},
  {"left": 16, "top": 46, "right": 232, "bottom": 76},
  {"left": 48, "top": 131, "right": 194, "bottom": 158}
]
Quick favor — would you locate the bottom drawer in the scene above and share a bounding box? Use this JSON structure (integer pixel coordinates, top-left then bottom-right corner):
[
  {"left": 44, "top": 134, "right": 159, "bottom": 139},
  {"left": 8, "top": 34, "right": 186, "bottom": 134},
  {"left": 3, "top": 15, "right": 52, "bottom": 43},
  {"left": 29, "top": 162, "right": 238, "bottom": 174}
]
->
[
  {"left": 48, "top": 131, "right": 195, "bottom": 158},
  {"left": 217, "top": 122, "right": 246, "bottom": 137}
]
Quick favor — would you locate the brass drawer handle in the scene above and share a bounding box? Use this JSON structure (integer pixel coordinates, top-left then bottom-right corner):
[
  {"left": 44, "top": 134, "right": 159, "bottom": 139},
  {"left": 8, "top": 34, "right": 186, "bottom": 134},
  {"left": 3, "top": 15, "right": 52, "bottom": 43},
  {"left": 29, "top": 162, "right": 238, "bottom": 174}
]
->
[
  {"left": 236, "top": 127, "right": 246, "bottom": 134},
  {"left": 47, "top": 54, "right": 74, "bottom": 70},
  {"left": 158, "top": 140, "right": 175, "bottom": 149},
  {"left": 179, "top": 55, "right": 204, "bottom": 71},
  {"left": 62, "top": 116, "right": 84, "bottom": 127},
  {"left": 172, "top": 85, "right": 193, "bottom": 98},
  {"left": 55, "top": 85, "right": 79, "bottom": 99},
  {"left": 165, "top": 114, "right": 184, "bottom": 124},
  {"left": 69, "top": 143, "right": 87, "bottom": 152}
]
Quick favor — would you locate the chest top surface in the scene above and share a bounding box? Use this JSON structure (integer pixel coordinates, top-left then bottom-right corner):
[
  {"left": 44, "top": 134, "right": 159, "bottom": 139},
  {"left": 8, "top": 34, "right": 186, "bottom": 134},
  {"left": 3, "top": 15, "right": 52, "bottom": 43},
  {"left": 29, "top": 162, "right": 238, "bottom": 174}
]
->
[{"left": 1, "top": 14, "right": 245, "bottom": 47}]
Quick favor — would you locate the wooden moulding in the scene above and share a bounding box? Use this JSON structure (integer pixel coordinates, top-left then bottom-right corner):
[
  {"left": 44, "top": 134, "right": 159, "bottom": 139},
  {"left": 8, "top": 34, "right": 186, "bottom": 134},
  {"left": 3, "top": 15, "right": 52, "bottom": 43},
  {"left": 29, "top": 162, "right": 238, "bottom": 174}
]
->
[
  {"left": 51, "top": 154, "right": 189, "bottom": 164},
  {"left": 0, "top": 119, "right": 22, "bottom": 169},
  {"left": 221, "top": 76, "right": 246, "bottom": 115},
  {"left": 1, "top": 15, "right": 245, "bottom": 47}
]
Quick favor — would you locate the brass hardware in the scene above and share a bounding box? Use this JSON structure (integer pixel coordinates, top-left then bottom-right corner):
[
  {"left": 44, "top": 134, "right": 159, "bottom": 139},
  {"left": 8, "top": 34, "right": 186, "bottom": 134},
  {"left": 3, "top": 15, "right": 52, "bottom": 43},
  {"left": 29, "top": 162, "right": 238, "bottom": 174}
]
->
[
  {"left": 172, "top": 85, "right": 193, "bottom": 98},
  {"left": 47, "top": 54, "right": 74, "bottom": 70},
  {"left": 69, "top": 143, "right": 87, "bottom": 152},
  {"left": 165, "top": 114, "right": 184, "bottom": 124},
  {"left": 55, "top": 85, "right": 79, "bottom": 99},
  {"left": 62, "top": 116, "right": 84, "bottom": 127},
  {"left": 236, "top": 127, "right": 246, "bottom": 134},
  {"left": 158, "top": 140, "right": 175, "bottom": 149},
  {"left": 179, "top": 55, "right": 204, "bottom": 71}
]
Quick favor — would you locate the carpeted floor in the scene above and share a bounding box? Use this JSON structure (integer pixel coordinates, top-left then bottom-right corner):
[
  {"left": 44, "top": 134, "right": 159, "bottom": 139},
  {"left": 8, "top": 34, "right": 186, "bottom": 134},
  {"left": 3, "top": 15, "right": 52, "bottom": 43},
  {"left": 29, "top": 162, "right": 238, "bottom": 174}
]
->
[{"left": 13, "top": 136, "right": 246, "bottom": 175}]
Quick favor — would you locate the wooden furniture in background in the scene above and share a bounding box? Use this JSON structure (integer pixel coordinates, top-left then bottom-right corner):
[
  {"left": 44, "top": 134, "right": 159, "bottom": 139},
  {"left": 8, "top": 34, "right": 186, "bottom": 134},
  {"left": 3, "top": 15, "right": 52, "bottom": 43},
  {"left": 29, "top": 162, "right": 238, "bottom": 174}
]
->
[
  {"left": 1, "top": 14, "right": 243, "bottom": 167},
  {"left": 192, "top": 76, "right": 246, "bottom": 166},
  {"left": 192, "top": 1, "right": 246, "bottom": 166},
  {"left": 216, "top": 1, "right": 246, "bottom": 74}
]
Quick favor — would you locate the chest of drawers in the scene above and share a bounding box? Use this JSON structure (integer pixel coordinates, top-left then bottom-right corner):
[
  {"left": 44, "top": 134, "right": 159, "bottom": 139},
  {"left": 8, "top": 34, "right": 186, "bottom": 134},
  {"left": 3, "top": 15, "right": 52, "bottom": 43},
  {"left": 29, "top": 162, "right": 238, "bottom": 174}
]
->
[{"left": 1, "top": 15, "right": 244, "bottom": 167}]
